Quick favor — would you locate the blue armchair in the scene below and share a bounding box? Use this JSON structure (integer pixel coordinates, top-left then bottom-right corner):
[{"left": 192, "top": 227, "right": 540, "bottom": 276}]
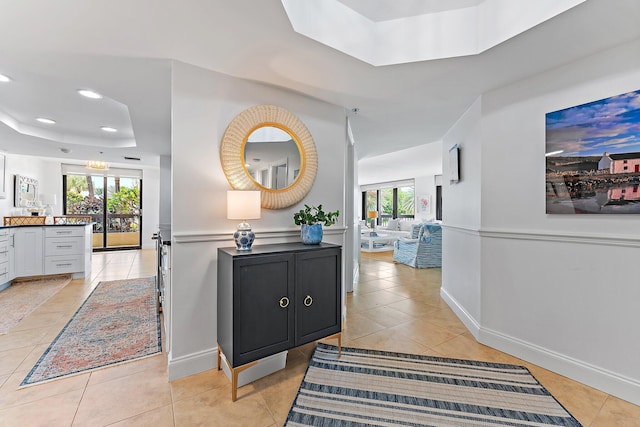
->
[{"left": 393, "top": 223, "right": 442, "bottom": 268}]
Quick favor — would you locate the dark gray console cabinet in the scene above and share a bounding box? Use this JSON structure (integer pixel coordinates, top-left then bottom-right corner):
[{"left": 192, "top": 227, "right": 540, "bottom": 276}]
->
[{"left": 217, "top": 243, "right": 342, "bottom": 400}]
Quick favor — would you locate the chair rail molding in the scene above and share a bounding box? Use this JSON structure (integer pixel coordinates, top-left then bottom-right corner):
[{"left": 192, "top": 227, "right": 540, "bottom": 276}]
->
[
  {"left": 442, "top": 224, "right": 640, "bottom": 248},
  {"left": 172, "top": 226, "right": 347, "bottom": 244}
]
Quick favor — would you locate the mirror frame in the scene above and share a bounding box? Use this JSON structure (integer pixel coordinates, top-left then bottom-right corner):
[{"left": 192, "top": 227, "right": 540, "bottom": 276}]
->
[
  {"left": 220, "top": 105, "right": 318, "bottom": 209},
  {"left": 14, "top": 174, "right": 39, "bottom": 208}
]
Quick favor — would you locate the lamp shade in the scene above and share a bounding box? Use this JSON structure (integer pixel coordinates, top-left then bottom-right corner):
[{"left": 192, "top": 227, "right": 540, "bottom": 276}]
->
[
  {"left": 367, "top": 211, "right": 378, "bottom": 219},
  {"left": 40, "top": 194, "right": 57, "bottom": 206},
  {"left": 227, "top": 191, "right": 261, "bottom": 220}
]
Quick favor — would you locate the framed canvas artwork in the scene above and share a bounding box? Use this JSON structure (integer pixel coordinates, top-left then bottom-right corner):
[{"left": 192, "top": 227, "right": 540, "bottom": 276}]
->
[{"left": 546, "top": 88, "right": 640, "bottom": 214}]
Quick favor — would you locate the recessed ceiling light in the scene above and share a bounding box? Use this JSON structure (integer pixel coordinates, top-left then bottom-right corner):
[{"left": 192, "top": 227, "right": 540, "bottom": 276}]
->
[
  {"left": 0, "top": 73, "right": 11, "bottom": 83},
  {"left": 36, "top": 117, "right": 56, "bottom": 124},
  {"left": 100, "top": 126, "right": 117, "bottom": 133},
  {"left": 78, "top": 89, "right": 102, "bottom": 99}
]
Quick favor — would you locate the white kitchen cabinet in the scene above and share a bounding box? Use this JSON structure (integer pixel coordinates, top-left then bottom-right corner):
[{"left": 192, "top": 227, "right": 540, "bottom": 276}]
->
[
  {"left": 13, "top": 227, "right": 44, "bottom": 277},
  {"left": 1, "top": 224, "right": 92, "bottom": 285},
  {"left": 0, "top": 228, "right": 11, "bottom": 291},
  {"left": 44, "top": 226, "right": 87, "bottom": 276}
]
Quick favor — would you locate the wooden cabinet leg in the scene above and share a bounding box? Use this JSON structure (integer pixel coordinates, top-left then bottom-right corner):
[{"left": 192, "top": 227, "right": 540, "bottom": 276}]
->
[
  {"left": 323, "top": 332, "right": 342, "bottom": 357},
  {"left": 217, "top": 347, "right": 258, "bottom": 402},
  {"left": 231, "top": 369, "right": 239, "bottom": 401},
  {"left": 229, "top": 361, "right": 258, "bottom": 401}
]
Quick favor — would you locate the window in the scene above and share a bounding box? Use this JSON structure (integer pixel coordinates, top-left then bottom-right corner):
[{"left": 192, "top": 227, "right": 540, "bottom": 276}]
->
[
  {"left": 362, "top": 181, "right": 414, "bottom": 226},
  {"left": 397, "top": 186, "right": 415, "bottom": 217}
]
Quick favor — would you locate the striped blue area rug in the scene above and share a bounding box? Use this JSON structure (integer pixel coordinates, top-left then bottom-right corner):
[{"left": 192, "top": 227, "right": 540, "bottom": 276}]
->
[{"left": 285, "top": 343, "right": 582, "bottom": 426}]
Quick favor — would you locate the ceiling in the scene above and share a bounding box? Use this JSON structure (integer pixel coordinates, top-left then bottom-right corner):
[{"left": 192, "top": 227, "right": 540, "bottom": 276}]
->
[
  {"left": 0, "top": 0, "right": 639, "bottom": 169},
  {"left": 336, "top": 0, "right": 484, "bottom": 21}
]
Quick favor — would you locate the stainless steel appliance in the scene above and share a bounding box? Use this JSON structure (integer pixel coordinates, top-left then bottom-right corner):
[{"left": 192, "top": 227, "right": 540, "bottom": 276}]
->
[{"left": 152, "top": 231, "right": 170, "bottom": 313}]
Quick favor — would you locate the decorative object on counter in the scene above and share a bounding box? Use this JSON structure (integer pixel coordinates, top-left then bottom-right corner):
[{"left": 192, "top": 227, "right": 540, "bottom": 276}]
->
[
  {"left": 227, "top": 190, "right": 261, "bottom": 251},
  {"left": 3, "top": 216, "right": 46, "bottom": 226},
  {"left": 21, "top": 277, "right": 161, "bottom": 386},
  {"left": 293, "top": 204, "right": 340, "bottom": 245},
  {"left": 367, "top": 210, "right": 378, "bottom": 229},
  {"left": 220, "top": 104, "right": 318, "bottom": 210},
  {"left": 53, "top": 215, "right": 92, "bottom": 225}
]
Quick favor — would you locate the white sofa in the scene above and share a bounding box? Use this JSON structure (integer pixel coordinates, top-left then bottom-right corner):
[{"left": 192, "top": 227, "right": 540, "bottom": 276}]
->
[
  {"left": 361, "top": 218, "right": 439, "bottom": 239},
  {"left": 375, "top": 219, "right": 410, "bottom": 238}
]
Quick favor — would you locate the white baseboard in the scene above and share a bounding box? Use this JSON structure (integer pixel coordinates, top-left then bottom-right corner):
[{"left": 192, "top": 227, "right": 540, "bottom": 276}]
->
[
  {"left": 441, "top": 288, "right": 640, "bottom": 406},
  {"left": 167, "top": 347, "right": 217, "bottom": 381},
  {"left": 480, "top": 327, "right": 640, "bottom": 406},
  {"left": 439, "top": 287, "right": 480, "bottom": 339}
]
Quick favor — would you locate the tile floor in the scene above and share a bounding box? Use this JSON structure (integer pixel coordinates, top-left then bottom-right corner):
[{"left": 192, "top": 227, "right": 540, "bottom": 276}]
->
[{"left": 0, "top": 249, "right": 638, "bottom": 426}]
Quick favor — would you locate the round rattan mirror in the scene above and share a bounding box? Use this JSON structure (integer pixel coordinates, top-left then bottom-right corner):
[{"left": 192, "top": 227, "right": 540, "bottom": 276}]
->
[{"left": 220, "top": 105, "right": 318, "bottom": 209}]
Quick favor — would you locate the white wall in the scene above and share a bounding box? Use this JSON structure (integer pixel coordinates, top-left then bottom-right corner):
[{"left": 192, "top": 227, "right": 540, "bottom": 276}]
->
[
  {"left": 0, "top": 153, "right": 160, "bottom": 249},
  {"left": 158, "top": 154, "right": 172, "bottom": 239},
  {"left": 169, "top": 61, "right": 348, "bottom": 380},
  {"left": 0, "top": 155, "right": 60, "bottom": 217},
  {"left": 440, "top": 98, "right": 483, "bottom": 332},
  {"left": 441, "top": 38, "right": 640, "bottom": 405}
]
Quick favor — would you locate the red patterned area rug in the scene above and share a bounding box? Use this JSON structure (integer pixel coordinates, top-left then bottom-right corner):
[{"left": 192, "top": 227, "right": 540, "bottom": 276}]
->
[
  {"left": 21, "top": 277, "right": 161, "bottom": 386},
  {"left": 0, "top": 276, "right": 71, "bottom": 335}
]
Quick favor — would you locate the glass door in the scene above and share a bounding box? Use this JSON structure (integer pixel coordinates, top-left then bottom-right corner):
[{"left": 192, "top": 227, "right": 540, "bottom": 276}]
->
[
  {"left": 64, "top": 171, "right": 142, "bottom": 250},
  {"left": 105, "top": 176, "right": 141, "bottom": 249}
]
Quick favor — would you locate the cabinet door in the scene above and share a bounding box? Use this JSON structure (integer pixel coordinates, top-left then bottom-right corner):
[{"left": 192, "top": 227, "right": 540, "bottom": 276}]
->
[
  {"left": 234, "top": 253, "right": 295, "bottom": 366},
  {"left": 295, "top": 248, "right": 341, "bottom": 346},
  {"left": 14, "top": 228, "right": 44, "bottom": 277}
]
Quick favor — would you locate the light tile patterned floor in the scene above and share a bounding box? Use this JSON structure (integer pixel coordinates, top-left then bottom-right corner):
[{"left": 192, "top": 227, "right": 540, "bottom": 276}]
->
[{"left": 0, "top": 249, "right": 638, "bottom": 426}]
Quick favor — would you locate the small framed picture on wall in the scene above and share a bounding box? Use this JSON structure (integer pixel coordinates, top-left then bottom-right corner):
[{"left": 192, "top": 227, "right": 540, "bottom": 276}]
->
[
  {"left": 449, "top": 144, "right": 460, "bottom": 183},
  {"left": 418, "top": 194, "right": 431, "bottom": 214}
]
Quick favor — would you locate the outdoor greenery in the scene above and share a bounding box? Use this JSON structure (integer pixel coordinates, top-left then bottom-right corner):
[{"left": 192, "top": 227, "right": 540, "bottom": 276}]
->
[
  {"left": 65, "top": 175, "right": 141, "bottom": 233},
  {"left": 107, "top": 186, "right": 140, "bottom": 214},
  {"left": 366, "top": 186, "right": 415, "bottom": 216}
]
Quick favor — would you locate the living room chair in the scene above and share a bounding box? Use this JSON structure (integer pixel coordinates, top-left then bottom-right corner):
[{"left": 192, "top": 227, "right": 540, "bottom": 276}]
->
[{"left": 393, "top": 223, "right": 442, "bottom": 268}]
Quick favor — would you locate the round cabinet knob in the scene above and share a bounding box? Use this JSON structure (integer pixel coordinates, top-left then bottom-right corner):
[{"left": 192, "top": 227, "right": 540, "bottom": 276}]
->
[
  {"left": 279, "top": 297, "right": 290, "bottom": 308},
  {"left": 303, "top": 295, "right": 313, "bottom": 307}
]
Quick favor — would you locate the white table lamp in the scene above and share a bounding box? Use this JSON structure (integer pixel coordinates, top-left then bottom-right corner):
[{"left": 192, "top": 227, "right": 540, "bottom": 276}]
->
[
  {"left": 227, "top": 190, "right": 261, "bottom": 250},
  {"left": 40, "top": 194, "right": 57, "bottom": 216}
]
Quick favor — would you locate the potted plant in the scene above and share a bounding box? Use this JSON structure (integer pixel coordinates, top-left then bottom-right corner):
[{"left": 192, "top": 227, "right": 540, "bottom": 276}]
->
[{"left": 293, "top": 204, "right": 340, "bottom": 244}]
